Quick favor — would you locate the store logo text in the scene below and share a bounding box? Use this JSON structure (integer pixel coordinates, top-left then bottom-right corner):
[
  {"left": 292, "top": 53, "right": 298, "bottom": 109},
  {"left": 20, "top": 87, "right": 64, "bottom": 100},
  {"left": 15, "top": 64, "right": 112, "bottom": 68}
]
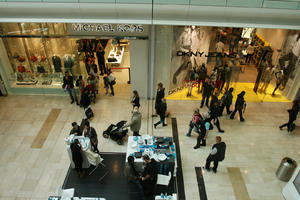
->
[{"left": 72, "top": 24, "right": 144, "bottom": 33}]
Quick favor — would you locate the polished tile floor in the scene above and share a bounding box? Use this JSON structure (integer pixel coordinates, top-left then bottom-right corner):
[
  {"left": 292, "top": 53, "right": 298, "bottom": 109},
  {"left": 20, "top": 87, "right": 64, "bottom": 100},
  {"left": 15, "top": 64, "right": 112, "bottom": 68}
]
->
[{"left": 0, "top": 83, "right": 299, "bottom": 200}]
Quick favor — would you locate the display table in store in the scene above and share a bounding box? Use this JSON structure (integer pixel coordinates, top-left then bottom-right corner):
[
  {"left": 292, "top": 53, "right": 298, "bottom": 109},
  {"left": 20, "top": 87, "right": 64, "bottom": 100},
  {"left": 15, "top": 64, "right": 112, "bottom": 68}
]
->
[
  {"left": 65, "top": 135, "right": 91, "bottom": 169},
  {"left": 126, "top": 136, "right": 176, "bottom": 176},
  {"left": 106, "top": 46, "right": 124, "bottom": 69}
]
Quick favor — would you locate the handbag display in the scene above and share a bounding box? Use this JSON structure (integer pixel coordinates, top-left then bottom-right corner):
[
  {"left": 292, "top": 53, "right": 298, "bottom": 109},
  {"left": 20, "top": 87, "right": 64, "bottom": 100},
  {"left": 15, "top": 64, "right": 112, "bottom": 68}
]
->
[
  {"left": 37, "top": 66, "right": 45, "bottom": 73},
  {"left": 30, "top": 55, "right": 38, "bottom": 62},
  {"left": 17, "top": 56, "right": 25, "bottom": 62},
  {"left": 17, "top": 66, "right": 26, "bottom": 73}
]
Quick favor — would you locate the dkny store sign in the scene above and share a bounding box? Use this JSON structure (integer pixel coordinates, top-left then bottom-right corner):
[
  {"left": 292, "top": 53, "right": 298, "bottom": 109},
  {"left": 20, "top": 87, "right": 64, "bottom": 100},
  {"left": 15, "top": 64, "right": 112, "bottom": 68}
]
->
[{"left": 68, "top": 23, "right": 148, "bottom": 37}]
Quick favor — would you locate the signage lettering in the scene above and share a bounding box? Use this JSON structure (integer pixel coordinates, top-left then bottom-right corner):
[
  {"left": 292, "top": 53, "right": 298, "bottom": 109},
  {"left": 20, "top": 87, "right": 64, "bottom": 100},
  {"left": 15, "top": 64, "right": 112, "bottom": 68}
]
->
[
  {"left": 177, "top": 51, "right": 235, "bottom": 58},
  {"left": 72, "top": 23, "right": 144, "bottom": 33}
]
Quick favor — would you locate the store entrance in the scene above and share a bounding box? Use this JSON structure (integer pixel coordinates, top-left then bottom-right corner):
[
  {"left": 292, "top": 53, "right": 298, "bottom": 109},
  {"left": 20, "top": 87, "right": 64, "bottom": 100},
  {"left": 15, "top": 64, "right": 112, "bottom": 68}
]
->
[{"left": 76, "top": 38, "right": 131, "bottom": 97}]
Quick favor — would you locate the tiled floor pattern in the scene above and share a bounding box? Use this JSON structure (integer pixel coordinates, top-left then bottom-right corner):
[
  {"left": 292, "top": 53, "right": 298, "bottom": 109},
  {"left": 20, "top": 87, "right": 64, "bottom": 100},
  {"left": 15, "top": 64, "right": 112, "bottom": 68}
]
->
[
  {"left": 0, "top": 84, "right": 299, "bottom": 200},
  {"left": 228, "top": 167, "right": 251, "bottom": 200}
]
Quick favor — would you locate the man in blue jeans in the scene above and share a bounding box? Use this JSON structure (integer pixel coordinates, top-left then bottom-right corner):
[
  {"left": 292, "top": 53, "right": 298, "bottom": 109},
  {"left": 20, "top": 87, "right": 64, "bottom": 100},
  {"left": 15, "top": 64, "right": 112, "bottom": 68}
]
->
[{"left": 63, "top": 71, "right": 79, "bottom": 105}]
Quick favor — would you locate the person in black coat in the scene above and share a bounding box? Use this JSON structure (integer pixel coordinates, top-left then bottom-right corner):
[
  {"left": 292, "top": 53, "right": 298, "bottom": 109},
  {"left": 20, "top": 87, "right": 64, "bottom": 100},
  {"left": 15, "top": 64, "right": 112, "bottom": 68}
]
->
[
  {"left": 230, "top": 91, "right": 246, "bottom": 122},
  {"left": 71, "top": 139, "right": 84, "bottom": 178},
  {"left": 209, "top": 96, "right": 225, "bottom": 133},
  {"left": 201, "top": 78, "right": 213, "bottom": 108},
  {"left": 197, "top": 63, "right": 207, "bottom": 93},
  {"left": 141, "top": 155, "right": 158, "bottom": 197},
  {"left": 80, "top": 88, "right": 91, "bottom": 109},
  {"left": 205, "top": 136, "right": 226, "bottom": 173},
  {"left": 154, "top": 82, "right": 165, "bottom": 116},
  {"left": 154, "top": 98, "right": 167, "bottom": 128},
  {"left": 219, "top": 87, "right": 234, "bottom": 116},
  {"left": 63, "top": 71, "right": 79, "bottom": 105},
  {"left": 279, "top": 100, "right": 299, "bottom": 132},
  {"left": 131, "top": 90, "right": 140, "bottom": 108},
  {"left": 84, "top": 121, "right": 99, "bottom": 153}
]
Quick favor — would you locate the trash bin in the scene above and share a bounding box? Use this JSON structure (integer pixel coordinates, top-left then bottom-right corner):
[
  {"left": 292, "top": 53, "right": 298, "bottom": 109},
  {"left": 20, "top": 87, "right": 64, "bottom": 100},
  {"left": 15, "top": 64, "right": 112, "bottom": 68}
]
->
[{"left": 276, "top": 157, "right": 297, "bottom": 182}]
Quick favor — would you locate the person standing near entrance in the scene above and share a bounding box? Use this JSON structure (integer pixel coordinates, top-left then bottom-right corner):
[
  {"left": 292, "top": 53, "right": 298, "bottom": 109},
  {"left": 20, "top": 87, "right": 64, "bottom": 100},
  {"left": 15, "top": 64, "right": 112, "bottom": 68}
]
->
[
  {"left": 205, "top": 136, "right": 226, "bottom": 173},
  {"left": 200, "top": 78, "right": 213, "bottom": 108},
  {"left": 124, "top": 106, "right": 142, "bottom": 136},
  {"left": 230, "top": 91, "right": 246, "bottom": 122},
  {"left": 154, "top": 98, "right": 167, "bottom": 128},
  {"left": 96, "top": 41, "right": 107, "bottom": 76},
  {"left": 63, "top": 71, "right": 79, "bottom": 105}
]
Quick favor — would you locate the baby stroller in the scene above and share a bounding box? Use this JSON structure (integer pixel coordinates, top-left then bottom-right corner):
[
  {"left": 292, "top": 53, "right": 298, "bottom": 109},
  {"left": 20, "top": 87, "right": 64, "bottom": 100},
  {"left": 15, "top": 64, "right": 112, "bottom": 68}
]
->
[{"left": 103, "top": 120, "right": 128, "bottom": 145}]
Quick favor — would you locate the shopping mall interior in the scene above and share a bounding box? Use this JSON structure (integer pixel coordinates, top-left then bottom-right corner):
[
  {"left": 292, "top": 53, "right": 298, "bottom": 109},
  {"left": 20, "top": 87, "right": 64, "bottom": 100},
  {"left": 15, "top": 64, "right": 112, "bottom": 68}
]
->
[{"left": 0, "top": 21, "right": 300, "bottom": 200}]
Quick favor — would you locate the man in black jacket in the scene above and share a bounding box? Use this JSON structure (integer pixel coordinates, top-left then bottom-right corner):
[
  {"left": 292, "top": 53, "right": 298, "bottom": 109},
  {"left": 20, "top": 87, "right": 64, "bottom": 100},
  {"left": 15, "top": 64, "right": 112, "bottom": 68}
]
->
[
  {"left": 63, "top": 71, "right": 79, "bottom": 105},
  {"left": 205, "top": 136, "right": 226, "bottom": 173},
  {"left": 154, "top": 98, "right": 167, "bottom": 128},
  {"left": 141, "top": 155, "right": 158, "bottom": 197},
  {"left": 219, "top": 87, "right": 234, "bottom": 116},
  {"left": 200, "top": 78, "right": 213, "bottom": 108},
  {"left": 230, "top": 91, "right": 246, "bottom": 122},
  {"left": 84, "top": 121, "right": 99, "bottom": 153},
  {"left": 154, "top": 82, "right": 165, "bottom": 117}
]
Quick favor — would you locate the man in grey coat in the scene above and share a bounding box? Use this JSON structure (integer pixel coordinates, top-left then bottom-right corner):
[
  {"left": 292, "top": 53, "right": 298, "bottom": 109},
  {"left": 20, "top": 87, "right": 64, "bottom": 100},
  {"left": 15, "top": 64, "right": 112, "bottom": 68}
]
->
[{"left": 124, "top": 106, "right": 142, "bottom": 136}]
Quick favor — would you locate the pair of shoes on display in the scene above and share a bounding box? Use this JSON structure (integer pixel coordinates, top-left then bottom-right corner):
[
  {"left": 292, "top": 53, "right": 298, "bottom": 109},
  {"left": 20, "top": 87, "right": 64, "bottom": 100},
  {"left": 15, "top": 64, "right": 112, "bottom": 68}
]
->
[
  {"left": 186, "top": 133, "right": 191, "bottom": 137},
  {"left": 193, "top": 145, "right": 200, "bottom": 149}
]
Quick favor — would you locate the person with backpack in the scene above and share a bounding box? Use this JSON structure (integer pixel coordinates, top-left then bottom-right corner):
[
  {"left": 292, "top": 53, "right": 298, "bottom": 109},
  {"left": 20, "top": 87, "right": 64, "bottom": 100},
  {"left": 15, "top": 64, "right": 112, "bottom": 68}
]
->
[
  {"left": 193, "top": 119, "right": 210, "bottom": 149},
  {"left": 230, "top": 91, "right": 246, "bottom": 122},
  {"left": 205, "top": 136, "right": 226, "bottom": 173},
  {"left": 219, "top": 87, "right": 234, "bottom": 116},
  {"left": 186, "top": 108, "right": 202, "bottom": 137},
  {"left": 279, "top": 100, "right": 300, "bottom": 133}
]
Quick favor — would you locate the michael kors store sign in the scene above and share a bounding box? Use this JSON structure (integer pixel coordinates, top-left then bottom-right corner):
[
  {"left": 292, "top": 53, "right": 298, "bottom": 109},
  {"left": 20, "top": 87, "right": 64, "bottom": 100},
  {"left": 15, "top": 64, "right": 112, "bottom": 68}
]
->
[{"left": 68, "top": 23, "right": 148, "bottom": 37}]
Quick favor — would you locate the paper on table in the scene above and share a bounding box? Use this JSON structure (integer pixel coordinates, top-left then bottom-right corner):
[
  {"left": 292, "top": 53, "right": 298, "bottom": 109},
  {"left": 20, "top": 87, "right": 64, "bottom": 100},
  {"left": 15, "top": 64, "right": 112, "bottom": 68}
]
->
[{"left": 156, "top": 172, "right": 171, "bottom": 186}]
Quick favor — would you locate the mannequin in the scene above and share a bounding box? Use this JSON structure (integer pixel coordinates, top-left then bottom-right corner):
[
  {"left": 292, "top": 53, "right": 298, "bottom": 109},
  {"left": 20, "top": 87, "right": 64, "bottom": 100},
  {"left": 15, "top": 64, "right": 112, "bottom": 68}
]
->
[
  {"left": 52, "top": 54, "right": 62, "bottom": 72},
  {"left": 64, "top": 54, "right": 74, "bottom": 75}
]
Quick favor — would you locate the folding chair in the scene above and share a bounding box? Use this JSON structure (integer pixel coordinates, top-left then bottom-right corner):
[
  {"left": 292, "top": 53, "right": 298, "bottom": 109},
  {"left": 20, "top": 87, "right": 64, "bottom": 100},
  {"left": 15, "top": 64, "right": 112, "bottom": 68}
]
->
[{"left": 85, "top": 149, "right": 108, "bottom": 181}]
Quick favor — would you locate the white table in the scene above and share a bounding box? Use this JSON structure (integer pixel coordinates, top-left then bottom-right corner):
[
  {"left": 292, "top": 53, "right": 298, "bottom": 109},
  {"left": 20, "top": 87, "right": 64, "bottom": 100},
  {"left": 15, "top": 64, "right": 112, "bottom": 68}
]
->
[
  {"left": 106, "top": 46, "right": 125, "bottom": 69},
  {"left": 126, "top": 136, "right": 176, "bottom": 174},
  {"left": 65, "top": 135, "right": 91, "bottom": 169}
]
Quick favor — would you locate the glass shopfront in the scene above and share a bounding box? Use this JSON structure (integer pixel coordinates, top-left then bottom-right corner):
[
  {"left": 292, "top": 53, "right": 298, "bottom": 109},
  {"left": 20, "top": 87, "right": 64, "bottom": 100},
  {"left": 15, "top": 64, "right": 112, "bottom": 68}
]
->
[
  {"left": 0, "top": 22, "right": 147, "bottom": 95},
  {"left": 154, "top": 25, "right": 300, "bottom": 101}
]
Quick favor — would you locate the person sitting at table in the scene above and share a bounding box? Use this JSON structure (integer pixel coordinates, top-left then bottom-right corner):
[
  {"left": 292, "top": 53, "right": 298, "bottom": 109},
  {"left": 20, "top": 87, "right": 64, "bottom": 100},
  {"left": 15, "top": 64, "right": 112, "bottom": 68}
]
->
[
  {"left": 124, "top": 156, "right": 145, "bottom": 200},
  {"left": 69, "top": 122, "right": 81, "bottom": 136},
  {"left": 70, "top": 139, "right": 84, "bottom": 178},
  {"left": 84, "top": 121, "right": 99, "bottom": 153},
  {"left": 141, "top": 155, "right": 158, "bottom": 197}
]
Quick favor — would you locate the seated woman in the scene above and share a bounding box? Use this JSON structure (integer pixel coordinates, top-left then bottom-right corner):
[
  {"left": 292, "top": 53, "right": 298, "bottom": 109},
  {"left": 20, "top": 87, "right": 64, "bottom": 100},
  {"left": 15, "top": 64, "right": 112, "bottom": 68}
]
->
[{"left": 70, "top": 139, "right": 84, "bottom": 178}]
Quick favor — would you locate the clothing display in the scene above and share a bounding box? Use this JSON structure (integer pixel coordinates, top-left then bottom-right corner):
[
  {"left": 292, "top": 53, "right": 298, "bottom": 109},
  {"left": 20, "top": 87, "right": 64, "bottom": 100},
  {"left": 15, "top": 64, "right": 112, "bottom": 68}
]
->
[
  {"left": 63, "top": 55, "right": 74, "bottom": 70},
  {"left": 52, "top": 56, "right": 62, "bottom": 72}
]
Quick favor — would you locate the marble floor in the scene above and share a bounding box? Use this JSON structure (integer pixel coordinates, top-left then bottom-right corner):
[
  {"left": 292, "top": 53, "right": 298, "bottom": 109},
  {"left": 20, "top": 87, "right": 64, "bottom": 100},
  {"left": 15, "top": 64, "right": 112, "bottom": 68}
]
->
[{"left": 0, "top": 83, "right": 299, "bottom": 200}]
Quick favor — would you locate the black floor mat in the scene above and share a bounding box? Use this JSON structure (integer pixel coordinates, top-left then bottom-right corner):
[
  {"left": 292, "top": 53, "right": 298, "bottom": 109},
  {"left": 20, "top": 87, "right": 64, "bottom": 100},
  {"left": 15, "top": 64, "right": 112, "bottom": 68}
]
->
[{"left": 62, "top": 152, "right": 176, "bottom": 200}]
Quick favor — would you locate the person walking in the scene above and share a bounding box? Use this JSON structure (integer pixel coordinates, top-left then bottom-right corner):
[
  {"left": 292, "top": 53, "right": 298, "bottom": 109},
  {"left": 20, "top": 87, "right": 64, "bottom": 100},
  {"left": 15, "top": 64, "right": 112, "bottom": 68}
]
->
[
  {"left": 219, "top": 87, "right": 234, "bottom": 116},
  {"left": 200, "top": 78, "right": 213, "bottom": 108},
  {"left": 154, "top": 82, "right": 165, "bottom": 116},
  {"left": 70, "top": 139, "right": 84, "bottom": 178},
  {"left": 193, "top": 119, "right": 210, "bottom": 149},
  {"left": 106, "top": 70, "right": 116, "bottom": 96},
  {"left": 205, "top": 136, "right": 226, "bottom": 173},
  {"left": 63, "top": 71, "right": 79, "bottom": 105},
  {"left": 131, "top": 90, "right": 140, "bottom": 108},
  {"left": 279, "top": 100, "right": 300, "bottom": 133},
  {"left": 209, "top": 98, "right": 225, "bottom": 133},
  {"left": 124, "top": 106, "right": 142, "bottom": 136},
  {"left": 272, "top": 70, "right": 284, "bottom": 96},
  {"left": 84, "top": 121, "right": 99, "bottom": 153},
  {"left": 186, "top": 108, "right": 202, "bottom": 137},
  {"left": 154, "top": 98, "right": 167, "bottom": 128},
  {"left": 230, "top": 91, "right": 246, "bottom": 122}
]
